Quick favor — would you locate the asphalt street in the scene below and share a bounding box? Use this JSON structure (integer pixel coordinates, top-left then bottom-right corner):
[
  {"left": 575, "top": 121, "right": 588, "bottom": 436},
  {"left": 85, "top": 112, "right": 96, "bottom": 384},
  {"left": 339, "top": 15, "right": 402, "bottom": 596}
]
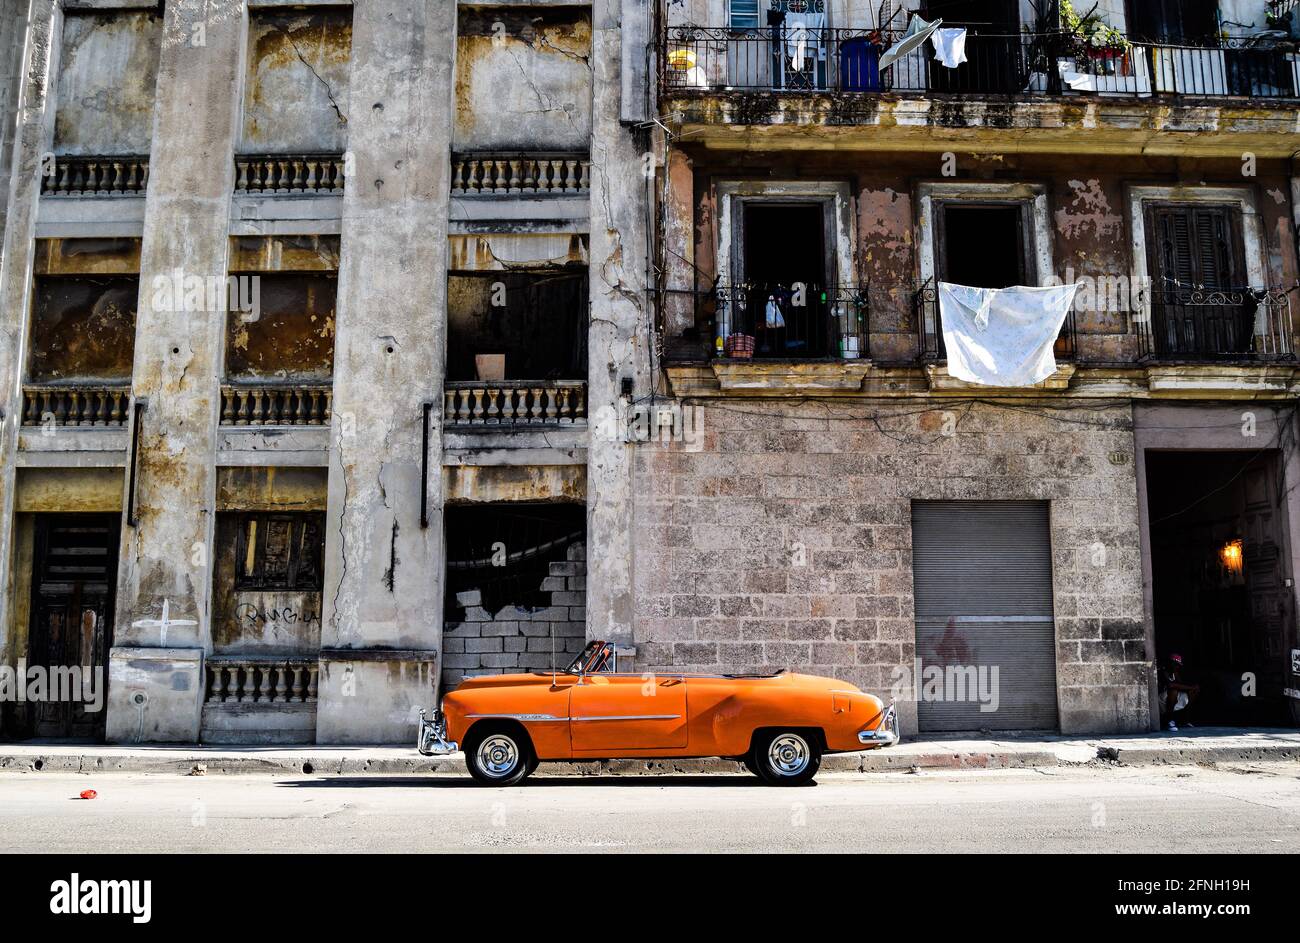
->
[{"left": 2, "top": 763, "right": 1298, "bottom": 853}]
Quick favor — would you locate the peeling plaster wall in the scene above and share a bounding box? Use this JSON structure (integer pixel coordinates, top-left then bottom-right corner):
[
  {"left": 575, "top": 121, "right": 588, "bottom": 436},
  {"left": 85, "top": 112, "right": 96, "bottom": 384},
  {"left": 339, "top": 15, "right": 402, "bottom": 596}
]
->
[
  {"left": 454, "top": 9, "right": 592, "bottom": 150},
  {"left": 224, "top": 273, "right": 336, "bottom": 381},
  {"left": 679, "top": 150, "right": 1300, "bottom": 362},
  {"left": 53, "top": 10, "right": 161, "bottom": 155},
  {"left": 241, "top": 8, "right": 352, "bottom": 154}
]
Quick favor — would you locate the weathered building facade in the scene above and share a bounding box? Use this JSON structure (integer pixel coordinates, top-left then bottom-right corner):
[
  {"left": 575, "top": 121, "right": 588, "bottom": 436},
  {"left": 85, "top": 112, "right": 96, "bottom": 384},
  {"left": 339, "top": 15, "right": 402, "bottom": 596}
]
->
[
  {"left": 652, "top": 0, "right": 1300, "bottom": 735},
  {"left": 1, "top": 0, "right": 1299, "bottom": 744}
]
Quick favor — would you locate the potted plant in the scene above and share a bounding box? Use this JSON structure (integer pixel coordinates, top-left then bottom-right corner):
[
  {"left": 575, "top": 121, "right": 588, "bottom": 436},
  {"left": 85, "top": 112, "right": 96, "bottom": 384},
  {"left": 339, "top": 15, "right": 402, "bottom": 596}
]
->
[{"left": 1061, "top": 0, "right": 1130, "bottom": 60}]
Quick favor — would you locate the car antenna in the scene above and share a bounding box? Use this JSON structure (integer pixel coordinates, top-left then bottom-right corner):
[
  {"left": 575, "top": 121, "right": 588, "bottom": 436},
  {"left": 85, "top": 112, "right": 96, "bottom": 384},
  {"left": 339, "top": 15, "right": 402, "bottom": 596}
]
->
[{"left": 551, "top": 621, "right": 556, "bottom": 686}]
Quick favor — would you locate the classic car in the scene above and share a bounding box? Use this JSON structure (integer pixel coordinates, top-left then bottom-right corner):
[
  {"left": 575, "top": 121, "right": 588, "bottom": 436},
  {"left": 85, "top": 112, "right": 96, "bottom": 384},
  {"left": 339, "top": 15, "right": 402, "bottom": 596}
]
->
[{"left": 418, "top": 639, "right": 899, "bottom": 786}]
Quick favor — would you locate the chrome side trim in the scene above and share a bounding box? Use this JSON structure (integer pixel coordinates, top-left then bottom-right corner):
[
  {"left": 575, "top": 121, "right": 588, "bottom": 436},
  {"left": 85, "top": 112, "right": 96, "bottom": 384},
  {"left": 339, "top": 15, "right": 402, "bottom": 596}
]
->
[
  {"left": 571, "top": 714, "right": 683, "bottom": 722},
  {"left": 465, "top": 713, "right": 569, "bottom": 722}
]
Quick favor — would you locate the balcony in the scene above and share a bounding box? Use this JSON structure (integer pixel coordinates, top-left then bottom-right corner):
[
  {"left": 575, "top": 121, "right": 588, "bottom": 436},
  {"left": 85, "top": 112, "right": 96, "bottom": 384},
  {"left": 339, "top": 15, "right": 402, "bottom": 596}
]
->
[
  {"left": 444, "top": 380, "right": 587, "bottom": 428},
  {"left": 661, "top": 27, "right": 1300, "bottom": 100},
  {"left": 40, "top": 155, "right": 150, "bottom": 197},
  {"left": 1138, "top": 286, "right": 1295, "bottom": 363},
  {"left": 234, "top": 154, "right": 346, "bottom": 195},
  {"left": 22, "top": 384, "right": 132, "bottom": 427},
  {"left": 219, "top": 383, "right": 333, "bottom": 426},
  {"left": 451, "top": 152, "right": 591, "bottom": 196},
  {"left": 663, "top": 284, "right": 870, "bottom": 362},
  {"left": 659, "top": 26, "right": 1300, "bottom": 151}
]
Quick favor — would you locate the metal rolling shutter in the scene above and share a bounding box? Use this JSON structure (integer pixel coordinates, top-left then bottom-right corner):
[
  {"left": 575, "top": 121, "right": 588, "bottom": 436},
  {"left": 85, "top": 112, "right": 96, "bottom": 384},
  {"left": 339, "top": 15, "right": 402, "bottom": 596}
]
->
[{"left": 911, "top": 501, "right": 1058, "bottom": 732}]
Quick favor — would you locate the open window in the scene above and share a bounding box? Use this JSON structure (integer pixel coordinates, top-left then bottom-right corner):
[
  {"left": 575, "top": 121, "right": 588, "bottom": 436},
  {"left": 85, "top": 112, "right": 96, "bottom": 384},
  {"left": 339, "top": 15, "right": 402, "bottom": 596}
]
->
[
  {"left": 1127, "top": 0, "right": 1219, "bottom": 43},
  {"left": 936, "top": 203, "right": 1031, "bottom": 290}
]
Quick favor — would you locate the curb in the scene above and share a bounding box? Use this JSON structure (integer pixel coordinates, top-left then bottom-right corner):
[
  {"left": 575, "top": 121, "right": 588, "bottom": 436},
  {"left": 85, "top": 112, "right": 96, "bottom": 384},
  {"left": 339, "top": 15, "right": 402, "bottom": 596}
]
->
[{"left": 4, "top": 743, "right": 1298, "bottom": 776}]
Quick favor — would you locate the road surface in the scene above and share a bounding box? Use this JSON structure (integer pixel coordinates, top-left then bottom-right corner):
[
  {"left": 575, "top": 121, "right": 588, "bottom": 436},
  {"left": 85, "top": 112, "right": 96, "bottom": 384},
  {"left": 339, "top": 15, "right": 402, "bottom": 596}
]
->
[{"left": 2, "top": 763, "right": 1298, "bottom": 853}]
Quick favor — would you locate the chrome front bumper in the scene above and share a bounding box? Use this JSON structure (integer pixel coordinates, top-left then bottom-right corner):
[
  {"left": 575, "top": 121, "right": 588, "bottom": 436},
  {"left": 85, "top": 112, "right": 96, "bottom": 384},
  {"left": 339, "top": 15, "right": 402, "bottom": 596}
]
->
[
  {"left": 417, "top": 708, "right": 459, "bottom": 756},
  {"left": 858, "top": 702, "right": 900, "bottom": 747}
]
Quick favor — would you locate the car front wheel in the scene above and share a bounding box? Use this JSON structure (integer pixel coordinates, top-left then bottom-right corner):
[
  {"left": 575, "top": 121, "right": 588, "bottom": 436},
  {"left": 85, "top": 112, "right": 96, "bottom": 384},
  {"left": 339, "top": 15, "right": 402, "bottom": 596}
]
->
[
  {"left": 464, "top": 726, "right": 535, "bottom": 786},
  {"left": 750, "top": 730, "right": 821, "bottom": 786}
]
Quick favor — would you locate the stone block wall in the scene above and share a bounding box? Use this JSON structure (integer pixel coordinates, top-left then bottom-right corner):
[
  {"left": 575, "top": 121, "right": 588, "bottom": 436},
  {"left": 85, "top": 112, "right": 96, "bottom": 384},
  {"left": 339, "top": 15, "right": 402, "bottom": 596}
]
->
[
  {"left": 631, "top": 400, "right": 1150, "bottom": 735},
  {"left": 441, "top": 540, "right": 587, "bottom": 691}
]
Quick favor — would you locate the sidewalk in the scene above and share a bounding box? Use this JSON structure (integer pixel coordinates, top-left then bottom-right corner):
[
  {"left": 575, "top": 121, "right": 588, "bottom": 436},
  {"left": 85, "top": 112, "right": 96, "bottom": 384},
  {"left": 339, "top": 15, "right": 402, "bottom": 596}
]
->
[{"left": 2, "top": 727, "right": 1298, "bottom": 777}]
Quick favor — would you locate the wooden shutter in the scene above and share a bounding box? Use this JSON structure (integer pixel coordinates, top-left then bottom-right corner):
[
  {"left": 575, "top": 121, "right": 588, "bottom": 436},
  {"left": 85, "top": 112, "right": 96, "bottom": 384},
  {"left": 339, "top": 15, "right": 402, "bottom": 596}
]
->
[{"left": 1147, "top": 203, "right": 1244, "bottom": 289}]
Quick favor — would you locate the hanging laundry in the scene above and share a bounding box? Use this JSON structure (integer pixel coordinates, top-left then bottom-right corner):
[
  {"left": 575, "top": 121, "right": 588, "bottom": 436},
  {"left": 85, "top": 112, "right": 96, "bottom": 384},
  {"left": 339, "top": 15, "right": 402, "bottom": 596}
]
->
[
  {"left": 880, "top": 14, "right": 941, "bottom": 70},
  {"left": 784, "top": 7, "right": 827, "bottom": 69},
  {"left": 930, "top": 27, "right": 968, "bottom": 68},
  {"left": 937, "top": 282, "right": 1079, "bottom": 387},
  {"left": 764, "top": 294, "right": 786, "bottom": 329}
]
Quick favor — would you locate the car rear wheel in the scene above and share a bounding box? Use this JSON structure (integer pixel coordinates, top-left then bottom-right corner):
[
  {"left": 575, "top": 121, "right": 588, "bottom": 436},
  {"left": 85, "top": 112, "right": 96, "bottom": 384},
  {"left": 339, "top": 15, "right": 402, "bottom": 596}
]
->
[
  {"left": 750, "top": 730, "right": 821, "bottom": 786},
  {"left": 464, "top": 725, "right": 535, "bottom": 786}
]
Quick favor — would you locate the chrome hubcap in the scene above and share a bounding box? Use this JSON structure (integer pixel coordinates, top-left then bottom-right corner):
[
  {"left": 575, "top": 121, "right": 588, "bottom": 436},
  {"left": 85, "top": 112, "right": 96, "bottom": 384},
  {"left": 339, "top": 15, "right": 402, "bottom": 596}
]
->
[
  {"left": 768, "top": 733, "right": 810, "bottom": 776},
  {"left": 477, "top": 735, "right": 519, "bottom": 778}
]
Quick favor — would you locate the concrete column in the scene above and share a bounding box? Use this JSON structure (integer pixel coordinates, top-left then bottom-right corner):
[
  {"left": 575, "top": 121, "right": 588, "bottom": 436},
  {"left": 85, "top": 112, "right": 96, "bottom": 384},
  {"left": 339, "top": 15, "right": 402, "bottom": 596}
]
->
[
  {"left": 0, "top": 0, "right": 59, "bottom": 679},
  {"left": 106, "top": 0, "right": 245, "bottom": 742},
  {"left": 586, "top": 0, "right": 652, "bottom": 646},
  {"left": 316, "top": 0, "right": 454, "bottom": 744}
]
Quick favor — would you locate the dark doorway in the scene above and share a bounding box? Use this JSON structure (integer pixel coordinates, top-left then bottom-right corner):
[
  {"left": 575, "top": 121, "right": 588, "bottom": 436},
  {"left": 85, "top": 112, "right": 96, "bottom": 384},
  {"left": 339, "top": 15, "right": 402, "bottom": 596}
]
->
[
  {"left": 1146, "top": 451, "right": 1297, "bottom": 726},
  {"left": 739, "top": 202, "right": 831, "bottom": 357},
  {"left": 939, "top": 204, "right": 1027, "bottom": 289},
  {"left": 922, "top": 0, "right": 1026, "bottom": 94},
  {"left": 28, "top": 514, "right": 119, "bottom": 740}
]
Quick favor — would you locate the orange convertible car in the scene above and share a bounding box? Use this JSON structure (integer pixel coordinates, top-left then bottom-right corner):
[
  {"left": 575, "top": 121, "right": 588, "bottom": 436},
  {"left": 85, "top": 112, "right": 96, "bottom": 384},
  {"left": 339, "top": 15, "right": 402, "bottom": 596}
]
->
[{"left": 418, "top": 639, "right": 899, "bottom": 786}]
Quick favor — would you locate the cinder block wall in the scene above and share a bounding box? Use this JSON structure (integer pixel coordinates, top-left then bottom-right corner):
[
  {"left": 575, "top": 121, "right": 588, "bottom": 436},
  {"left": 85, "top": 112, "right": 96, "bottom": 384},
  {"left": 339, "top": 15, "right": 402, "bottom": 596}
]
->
[
  {"left": 440, "top": 541, "right": 587, "bottom": 692},
  {"left": 631, "top": 401, "right": 1149, "bottom": 736}
]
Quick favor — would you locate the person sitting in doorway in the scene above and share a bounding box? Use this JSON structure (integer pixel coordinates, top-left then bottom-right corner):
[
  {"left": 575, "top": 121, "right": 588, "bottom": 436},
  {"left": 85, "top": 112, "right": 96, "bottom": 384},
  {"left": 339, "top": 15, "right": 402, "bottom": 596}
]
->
[{"left": 1158, "top": 653, "right": 1200, "bottom": 732}]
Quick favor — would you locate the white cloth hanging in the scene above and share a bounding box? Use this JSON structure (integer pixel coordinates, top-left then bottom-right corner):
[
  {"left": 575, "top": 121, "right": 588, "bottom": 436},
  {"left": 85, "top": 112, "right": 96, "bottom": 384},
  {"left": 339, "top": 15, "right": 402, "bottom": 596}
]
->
[
  {"left": 930, "top": 27, "right": 968, "bottom": 68},
  {"left": 764, "top": 295, "right": 786, "bottom": 329},
  {"left": 784, "top": 10, "right": 827, "bottom": 66},
  {"left": 937, "top": 282, "right": 1080, "bottom": 387}
]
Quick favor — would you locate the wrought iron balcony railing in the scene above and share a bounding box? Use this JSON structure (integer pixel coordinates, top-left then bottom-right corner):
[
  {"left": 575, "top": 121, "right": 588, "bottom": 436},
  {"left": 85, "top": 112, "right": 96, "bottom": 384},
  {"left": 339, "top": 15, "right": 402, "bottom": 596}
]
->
[
  {"left": 661, "top": 285, "right": 870, "bottom": 361},
  {"left": 661, "top": 26, "right": 1300, "bottom": 101},
  {"left": 1137, "top": 286, "right": 1295, "bottom": 362}
]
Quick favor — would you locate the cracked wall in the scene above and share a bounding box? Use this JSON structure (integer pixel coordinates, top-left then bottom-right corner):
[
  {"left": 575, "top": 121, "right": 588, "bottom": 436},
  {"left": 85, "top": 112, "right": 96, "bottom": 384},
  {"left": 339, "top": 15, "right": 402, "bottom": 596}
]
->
[
  {"left": 53, "top": 9, "right": 161, "bottom": 156},
  {"left": 242, "top": 7, "right": 352, "bottom": 154},
  {"left": 454, "top": 8, "right": 592, "bottom": 151}
]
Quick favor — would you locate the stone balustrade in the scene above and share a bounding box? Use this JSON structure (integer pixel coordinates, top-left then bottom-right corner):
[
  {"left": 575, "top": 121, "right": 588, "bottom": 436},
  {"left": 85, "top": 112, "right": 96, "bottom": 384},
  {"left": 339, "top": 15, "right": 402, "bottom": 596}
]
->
[
  {"left": 22, "top": 385, "right": 131, "bottom": 427},
  {"left": 41, "top": 155, "right": 149, "bottom": 196},
  {"left": 234, "top": 154, "right": 346, "bottom": 194},
  {"left": 220, "top": 384, "right": 332, "bottom": 426},
  {"left": 451, "top": 152, "right": 591, "bottom": 195},
  {"left": 205, "top": 658, "right": 319, "bottom": 705},
  {"left": 445, "top": 380, "right": 587, "bottom": 426}
]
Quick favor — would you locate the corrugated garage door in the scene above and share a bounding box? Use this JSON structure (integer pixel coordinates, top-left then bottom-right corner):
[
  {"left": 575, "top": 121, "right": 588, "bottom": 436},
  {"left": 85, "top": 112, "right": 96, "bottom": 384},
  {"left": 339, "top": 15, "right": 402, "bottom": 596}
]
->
[{"left": 911, "top": 501, "right": 1058, "bottom": 732}]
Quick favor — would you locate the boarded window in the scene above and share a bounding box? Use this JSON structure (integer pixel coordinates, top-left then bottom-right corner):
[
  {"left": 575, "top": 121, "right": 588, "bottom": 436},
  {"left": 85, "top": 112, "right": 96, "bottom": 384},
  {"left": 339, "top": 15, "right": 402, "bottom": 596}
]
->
[
  {"left": 225, "top": 273, "right": 337, "bottom": 381},
  {"left": 29, "top": 276, "right": 138, "bottom": 382},
  {"left": 233, "top": 513, "right": 325, "bottom": 592},
  {"left": 1145, "top": 204, "right": 1245, "bottom": 289}
]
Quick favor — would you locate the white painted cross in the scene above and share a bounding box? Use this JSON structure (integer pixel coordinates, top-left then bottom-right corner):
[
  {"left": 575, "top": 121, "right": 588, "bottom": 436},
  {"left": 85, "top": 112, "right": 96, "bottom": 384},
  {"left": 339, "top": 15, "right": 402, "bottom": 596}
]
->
[{"left": 131, "top": 599, "right": 198, "bottom": 646}]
